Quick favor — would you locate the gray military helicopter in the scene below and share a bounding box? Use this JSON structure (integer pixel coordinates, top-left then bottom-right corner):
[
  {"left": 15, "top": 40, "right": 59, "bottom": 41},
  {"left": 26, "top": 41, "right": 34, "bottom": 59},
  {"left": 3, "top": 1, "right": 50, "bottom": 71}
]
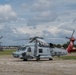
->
[{"left": 13, "top": 36, "right": 70, "bottom": 61}]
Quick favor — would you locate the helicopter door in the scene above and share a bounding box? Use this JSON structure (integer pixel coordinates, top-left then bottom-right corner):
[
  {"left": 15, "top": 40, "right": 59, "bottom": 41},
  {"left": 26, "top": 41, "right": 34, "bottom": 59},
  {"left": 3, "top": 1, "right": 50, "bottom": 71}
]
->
[
  {"left": 38, "top": 49, "right": 43, "bottom": 56},
  {"left": 27, "top": 47, "right": 32, "bottom": 56},
  {"left": 34, "top": 44, "right": 37, "bottom": 56}
]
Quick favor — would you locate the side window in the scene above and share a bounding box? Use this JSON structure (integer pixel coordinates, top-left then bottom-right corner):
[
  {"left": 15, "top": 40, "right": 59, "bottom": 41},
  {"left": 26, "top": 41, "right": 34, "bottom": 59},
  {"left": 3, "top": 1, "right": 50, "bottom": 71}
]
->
[
  {"left": 27, "top": 47, "right": 31, "bottom": 52},
  {"left": 58, "top": 52, "right": 61, "bottom": 55},
  {"left": 39, "top": 49, "right": 43, "bottom": 53},
  {"left": 55, "top": 52, "right": 57, "bottom": 55},
  {"left": 22, "top": 47, "right": 26, "bottom": 51}
]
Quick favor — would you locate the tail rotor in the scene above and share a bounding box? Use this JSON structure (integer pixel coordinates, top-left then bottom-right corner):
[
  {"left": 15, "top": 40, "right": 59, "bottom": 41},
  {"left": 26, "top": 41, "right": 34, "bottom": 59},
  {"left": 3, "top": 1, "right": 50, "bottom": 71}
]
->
[
  {"left": 66, "top": 30, "right": 76, "bottom": 53},
  {"left": 71, "top": 30, "right": 75, "bottom": 38}
]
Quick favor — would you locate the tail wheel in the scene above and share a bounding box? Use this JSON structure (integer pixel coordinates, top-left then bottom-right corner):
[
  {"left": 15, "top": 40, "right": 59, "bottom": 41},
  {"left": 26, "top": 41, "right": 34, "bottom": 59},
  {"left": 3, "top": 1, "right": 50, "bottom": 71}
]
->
[{"left": 58, "top": 55, "right": 60, "bottom": 57}]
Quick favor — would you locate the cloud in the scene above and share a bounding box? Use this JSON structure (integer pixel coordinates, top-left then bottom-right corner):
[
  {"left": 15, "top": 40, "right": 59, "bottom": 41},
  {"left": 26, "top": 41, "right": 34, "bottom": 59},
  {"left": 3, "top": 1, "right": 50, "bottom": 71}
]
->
[
  {"left": 0, "top": 4, "right": 17, "bottom": 23},
  {"left": 21, "top": 0, "right": 76, "bottom": 26},
  {"left": 30, "top": 0, "right": 52, "bottom": 11},
  {"left": 22, "top": 0, "right": 52, "bottom": 11},
  {"left": 0, "top": 0, "right": 76, "bottom": 45},
  {"left": 0, "top": 25, "right": 31, "bottom": 46},
  {"left": 21, "top": 0, "right": 58, "bottom": 26},
  {"left": 27, "top": 11, "right": 58, "bottom": 26}
]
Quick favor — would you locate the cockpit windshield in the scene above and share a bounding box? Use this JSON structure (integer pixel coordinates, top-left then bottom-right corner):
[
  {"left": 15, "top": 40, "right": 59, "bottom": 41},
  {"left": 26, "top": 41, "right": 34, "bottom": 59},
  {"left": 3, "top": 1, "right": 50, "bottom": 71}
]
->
[
  {"left": 21, "top": 47, "right": 26, "bottom": 51},
  {"left": 17, "top": 46, "right": 26, "bottom": 51}
]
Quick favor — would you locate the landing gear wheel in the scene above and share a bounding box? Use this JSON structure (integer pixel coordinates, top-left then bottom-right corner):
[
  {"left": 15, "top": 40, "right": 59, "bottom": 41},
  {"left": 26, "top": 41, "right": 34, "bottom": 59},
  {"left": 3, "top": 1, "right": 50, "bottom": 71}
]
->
[
  {"left": 49, "top": 58, "right": 53, "bottom": 60},
  {"left": 23, "top": 59, "right": 28, "bottom": 61},
  {"left": 36, "top": 58, "right": 40, "bottom": 61},
  {"left": 36, "top": 55, "right": 40, "bottom": 61}
]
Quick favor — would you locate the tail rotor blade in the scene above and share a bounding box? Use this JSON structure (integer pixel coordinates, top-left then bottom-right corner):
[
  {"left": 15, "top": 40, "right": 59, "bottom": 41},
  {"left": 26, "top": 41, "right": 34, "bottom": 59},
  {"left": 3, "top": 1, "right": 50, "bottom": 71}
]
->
[{"left": 71, "top": 30, "right": 75, "bottom": 37}]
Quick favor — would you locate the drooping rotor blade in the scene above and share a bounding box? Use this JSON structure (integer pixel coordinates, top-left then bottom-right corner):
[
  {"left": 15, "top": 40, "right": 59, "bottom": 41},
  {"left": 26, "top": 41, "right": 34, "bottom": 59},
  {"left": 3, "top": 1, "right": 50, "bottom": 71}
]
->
[
  {"left": 29, "top": 38, "right": 35, "bottom": 43},
  {"left": 13, "top": 37, "right": 33, "bottom": 41},
  {"left": 37, "top": 38, "right": 49, "bottom": 44},
  {"left": 30, "top": 39, "right": 34, "bottom": 43},
  {"left": 30, "top": 36, "right": 43, "bottom": 39},
  {"left": 29, "top": 36, "right": 43, "bottom": 43},
  {"left": 0, "top": 36, "right": 3, "bottom": 39},
  {"left": 18, "top": 38, "right": 31, "bottom": 40},
  {"left": 66, "top": 37, "right": 70, "bottom": 39},
  {"left": 71, "top": 30, "right": 75, "bottom": 38},
  {"left": 14, "top": 36, "right": 43, "bottom": 42},
  {"left": 46, "top": 37, "right": 66, "bottom": 40}
]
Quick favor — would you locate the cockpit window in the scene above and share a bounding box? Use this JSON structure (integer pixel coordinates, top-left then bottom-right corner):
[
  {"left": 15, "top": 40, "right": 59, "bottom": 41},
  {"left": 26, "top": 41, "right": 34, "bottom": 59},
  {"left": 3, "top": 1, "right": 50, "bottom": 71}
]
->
[
  {"left": 22, "top": 47, "right": 26, "bottom": 51},
  {"left": 17, "top": 46, "right": 26, "bottom": 51},
  {"left": 17, "top": 47, "right": 22, "bottom": 50}
]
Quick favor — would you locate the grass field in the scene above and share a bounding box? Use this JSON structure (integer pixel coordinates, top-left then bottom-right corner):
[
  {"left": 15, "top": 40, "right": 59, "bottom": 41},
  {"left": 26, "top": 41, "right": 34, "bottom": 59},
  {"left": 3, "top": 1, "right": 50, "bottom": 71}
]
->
[
  {"left": 56, "top": 53, "right": 76, "bottom": 60},
  {"left": 0, "top": 49, "right": 16, "bottom": 55},
  {"left": 59, "top": 55, "right": 76, "bottom": 60}
]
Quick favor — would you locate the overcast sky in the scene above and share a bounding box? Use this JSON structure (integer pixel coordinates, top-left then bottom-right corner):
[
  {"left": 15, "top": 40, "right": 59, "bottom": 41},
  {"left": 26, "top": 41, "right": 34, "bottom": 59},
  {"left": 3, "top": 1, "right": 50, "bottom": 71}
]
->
[{"left": 0, "top": 0, "right": 76, "bottom": 46}]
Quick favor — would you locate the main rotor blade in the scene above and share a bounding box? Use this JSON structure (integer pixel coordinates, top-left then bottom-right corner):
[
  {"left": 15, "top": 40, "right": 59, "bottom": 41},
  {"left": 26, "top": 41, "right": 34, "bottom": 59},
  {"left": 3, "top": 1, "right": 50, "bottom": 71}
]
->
[
  {"left": 66, "top": 37, "right": 70, "bottom": 39},
  {"left": 30, "top": 38, "right": 36, "bottom": 43},
  {"left": 47, "top": 37, "right": 65, "bottom": 39},
  {"left": 71, "top": 30, "right": 75, "bottom": 38},
  {"left": 29, "top": 36, "right": 43, "bottom": 43},
  {"left": 18, "top": 38, "right": 31, "bottom": 40},
  {"left": 0, "top": 36, "right": 3, "bottom": 39}
]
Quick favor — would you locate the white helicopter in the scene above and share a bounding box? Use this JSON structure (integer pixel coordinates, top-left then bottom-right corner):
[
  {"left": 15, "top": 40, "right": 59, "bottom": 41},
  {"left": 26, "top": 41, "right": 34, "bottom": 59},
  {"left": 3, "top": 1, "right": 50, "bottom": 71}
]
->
[{"left": 12, "top": 30, "right": 76, "bottom": 61}]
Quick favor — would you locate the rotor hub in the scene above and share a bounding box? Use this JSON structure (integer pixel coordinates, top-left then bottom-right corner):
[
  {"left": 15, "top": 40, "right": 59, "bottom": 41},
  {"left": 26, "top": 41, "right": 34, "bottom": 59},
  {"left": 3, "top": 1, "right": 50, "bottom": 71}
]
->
[{"left": 70, "top": 37, "right": 75, "bottom": 41}]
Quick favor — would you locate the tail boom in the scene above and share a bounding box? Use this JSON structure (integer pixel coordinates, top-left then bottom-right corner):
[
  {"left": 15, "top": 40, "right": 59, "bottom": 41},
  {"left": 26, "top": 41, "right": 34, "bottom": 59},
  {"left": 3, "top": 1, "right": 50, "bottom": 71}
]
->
[{"left": 66, "top": 41, "right": 74, "bottom": 53}]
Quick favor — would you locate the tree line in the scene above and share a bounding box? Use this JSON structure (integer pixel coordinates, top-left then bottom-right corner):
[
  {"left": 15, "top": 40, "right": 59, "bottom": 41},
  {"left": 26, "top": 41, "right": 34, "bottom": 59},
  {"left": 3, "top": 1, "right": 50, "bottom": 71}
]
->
[{"left": 54, "top": 42, "right": 76, "bottom": 49}]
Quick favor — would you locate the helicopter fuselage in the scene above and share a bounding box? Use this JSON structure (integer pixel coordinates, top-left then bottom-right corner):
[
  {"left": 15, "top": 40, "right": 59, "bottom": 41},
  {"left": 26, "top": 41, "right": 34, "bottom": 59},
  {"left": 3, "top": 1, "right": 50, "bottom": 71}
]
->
[{"left": 12, "top": 44, "right": 67, "bottom": 60}]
